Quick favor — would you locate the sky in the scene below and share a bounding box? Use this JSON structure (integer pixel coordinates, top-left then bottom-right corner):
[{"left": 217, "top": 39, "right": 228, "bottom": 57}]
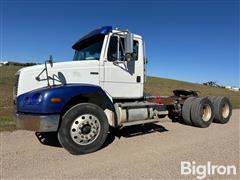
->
[{"left": 0, "top": 0, "right": 239, "bottom": 87}]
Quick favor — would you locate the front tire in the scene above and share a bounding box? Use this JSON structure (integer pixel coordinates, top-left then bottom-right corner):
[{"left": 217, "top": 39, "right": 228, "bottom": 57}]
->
[{"left": 58, "top": 103, "right": 109, "bottom": 155}]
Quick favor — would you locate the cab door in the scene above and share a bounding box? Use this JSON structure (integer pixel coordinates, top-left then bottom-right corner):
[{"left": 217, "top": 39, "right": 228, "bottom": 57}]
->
[{"left": 102, "top": 34, "right": 143, "bottom": 99}]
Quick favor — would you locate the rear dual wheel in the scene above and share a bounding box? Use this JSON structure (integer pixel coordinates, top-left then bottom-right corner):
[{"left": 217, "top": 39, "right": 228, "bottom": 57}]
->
[
  {"left": 182, "top": 96, "right": 232, "bottom": 128},
  {"left": 182, "top": 97, "right": 214, "bottom": 128},
  {"left": 190, "top": 97, "right": 214, "bottom": 128},
  {"left": 182, "top": 97, "right": 196, "bottom": 125},
  {"left": 208, "top": 96, "right": 232, "bottom": 124}
]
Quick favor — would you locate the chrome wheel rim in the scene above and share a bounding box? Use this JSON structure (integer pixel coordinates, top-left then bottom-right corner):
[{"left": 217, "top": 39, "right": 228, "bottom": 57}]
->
[
  {"left": 222, "top": 103, "right": 230, "bottom": 118},
  {"left": 202, "top": 104, "right": 212, "bottom": 122},
  {"left": 70, "top": 114, "right": 101, "bottom": 145}
]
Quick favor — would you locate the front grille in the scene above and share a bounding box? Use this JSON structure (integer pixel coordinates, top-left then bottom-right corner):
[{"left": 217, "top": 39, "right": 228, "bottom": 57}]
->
[
  {"left": 13, "top": 74, "right": 19, "bottom": 100},
  {"left": 13, "top": 74, "right": 19, "bottom": 112}
]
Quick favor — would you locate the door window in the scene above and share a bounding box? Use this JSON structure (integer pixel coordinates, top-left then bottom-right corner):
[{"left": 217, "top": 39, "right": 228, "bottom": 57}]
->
[
  {"left": 107, "top": 35, "right": 139, "bottom": 61},
  {"left": 133, "top": 40, "right": 139, "bottom": 61}
]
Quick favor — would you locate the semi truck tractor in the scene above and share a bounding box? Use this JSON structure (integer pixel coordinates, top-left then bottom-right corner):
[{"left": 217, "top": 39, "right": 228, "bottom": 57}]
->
[{"left": 14, "top": 26, "right": 232, "bottom": 155}]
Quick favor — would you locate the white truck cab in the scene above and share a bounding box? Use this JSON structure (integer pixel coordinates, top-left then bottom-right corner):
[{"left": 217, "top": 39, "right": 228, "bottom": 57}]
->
[
  {"left": 16, "top": 26, "right": 145, "bottom": 99},
  {"left": 14, "top": 26, "right": 232, "bottom": 155}
]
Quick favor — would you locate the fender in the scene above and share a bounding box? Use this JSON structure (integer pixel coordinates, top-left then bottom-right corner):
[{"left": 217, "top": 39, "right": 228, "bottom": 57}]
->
[{"left": 17, "top": 84, "right": 114, "bottom": 115}]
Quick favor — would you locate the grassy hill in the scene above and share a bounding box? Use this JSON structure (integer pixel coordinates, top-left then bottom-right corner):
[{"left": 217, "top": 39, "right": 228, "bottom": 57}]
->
[
  {"left": 0, "top": 66, "right": 239, "bottom": 131},
  {"left": 145, "top": 76, "right": 239, "bottom": 108}
]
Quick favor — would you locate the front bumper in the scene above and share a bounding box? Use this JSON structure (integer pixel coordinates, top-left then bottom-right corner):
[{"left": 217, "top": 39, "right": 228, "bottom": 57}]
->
[{"left": 16, "top": 113, "right": 60, "bottom": 132}]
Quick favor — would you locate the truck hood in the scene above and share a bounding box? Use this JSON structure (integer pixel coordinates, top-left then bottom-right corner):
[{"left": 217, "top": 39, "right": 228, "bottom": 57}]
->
[
  {"left": 16, "top": 60, "right": 100, "bottom": 96},
  {"left": 18, "top": 60, "right": 95, "bottom": 74}
]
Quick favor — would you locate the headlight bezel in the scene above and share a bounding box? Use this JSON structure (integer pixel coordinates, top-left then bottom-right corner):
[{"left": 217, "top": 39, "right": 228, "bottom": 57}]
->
[{"left": 24, "top": 93, "right": 43, "bottom": 105}]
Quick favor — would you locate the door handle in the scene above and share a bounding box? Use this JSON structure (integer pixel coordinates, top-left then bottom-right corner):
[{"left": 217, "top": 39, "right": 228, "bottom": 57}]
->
[
  {"left": 136, "top": 76, "right": 141, "bottom": 83},
  {"left": 90, "top": 72, "right": 99, "bottom": 75}
]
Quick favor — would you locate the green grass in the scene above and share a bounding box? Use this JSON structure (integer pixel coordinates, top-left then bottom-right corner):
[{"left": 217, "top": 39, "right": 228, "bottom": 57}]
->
[
  {"left": 0, "top": 66, "right": 22, "bottom": 131},
  {"left": 0, "top": 66, "right": 239, "bottom": 131}
]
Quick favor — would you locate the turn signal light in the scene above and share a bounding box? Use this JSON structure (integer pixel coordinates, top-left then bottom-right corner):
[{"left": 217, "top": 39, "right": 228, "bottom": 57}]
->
[{"left": 51, "top": 98, "right": 61, "bottom": 103}]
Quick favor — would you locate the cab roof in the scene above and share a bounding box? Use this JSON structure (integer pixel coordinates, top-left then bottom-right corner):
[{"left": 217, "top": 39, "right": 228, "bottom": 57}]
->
[{"left": 72, "top": 26, "right": 112, "bottom": 49}]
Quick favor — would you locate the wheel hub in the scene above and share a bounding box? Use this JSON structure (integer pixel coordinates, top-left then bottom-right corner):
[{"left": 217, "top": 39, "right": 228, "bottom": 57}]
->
[
  {"left": 81, "top": 124, "right": 91, "bottom": 134},
  {"left": 201, "top": 104, "right": 212, "bottom": 122},
  {"left": 70, "top": 114, "right": 101, "bottom": 145},
  {"left": 222, "top": 103, "right": 230, "bottom": 118}
]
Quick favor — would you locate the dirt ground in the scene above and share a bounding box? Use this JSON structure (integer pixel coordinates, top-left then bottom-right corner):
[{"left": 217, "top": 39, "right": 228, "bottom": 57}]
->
[{"left": 0, "top": 110, "right": 239, "bottom": 179}]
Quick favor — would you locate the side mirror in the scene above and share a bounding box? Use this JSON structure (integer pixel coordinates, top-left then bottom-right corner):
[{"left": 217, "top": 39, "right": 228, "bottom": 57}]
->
[
  {"left": 48, "top": 55, "right": 53, "bottom": 67},
  {"left": 125, "top": 33, "right": 133, "bottom": 54},
  {"left": 144, "top": 57, "right": 148, "bottom": 64}
]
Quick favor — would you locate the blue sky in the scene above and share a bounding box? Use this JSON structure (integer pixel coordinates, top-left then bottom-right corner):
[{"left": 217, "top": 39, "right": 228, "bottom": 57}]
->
[{"left": 0, "top": 0, "right": 239, "bottom": 86}]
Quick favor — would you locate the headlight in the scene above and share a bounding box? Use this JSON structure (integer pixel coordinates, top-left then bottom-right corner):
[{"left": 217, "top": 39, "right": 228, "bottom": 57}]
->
[
  {"left": 24, "top": 93, "right": 42, "bottom": 105},
  {"left": 31, "top": 93, "right": 42, "bottom": 104}
]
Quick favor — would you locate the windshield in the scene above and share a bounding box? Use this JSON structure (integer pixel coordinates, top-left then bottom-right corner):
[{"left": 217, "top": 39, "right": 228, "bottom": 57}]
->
[{"left": 73, "top": 35, "right": 104, "bottom": 61}]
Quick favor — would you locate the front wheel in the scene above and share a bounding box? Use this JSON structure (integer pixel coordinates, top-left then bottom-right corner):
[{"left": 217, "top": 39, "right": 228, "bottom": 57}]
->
[{"left": 58, "top": 103, "right": 109, "bottom": 155}]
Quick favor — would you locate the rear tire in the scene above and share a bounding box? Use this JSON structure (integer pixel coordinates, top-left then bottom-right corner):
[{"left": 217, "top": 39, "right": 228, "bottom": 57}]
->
[
  {"left": 190, "top": 97, "right": 214, "bottom": 128},
  {"left": 58, "top": 103, "right": 109, "bottom": 155},
  {"left": 182, "top": 97, "right": 196, "bottom": 125},
  {"left": 208, "top": 96, "right": 232, "bottom": 124}
]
